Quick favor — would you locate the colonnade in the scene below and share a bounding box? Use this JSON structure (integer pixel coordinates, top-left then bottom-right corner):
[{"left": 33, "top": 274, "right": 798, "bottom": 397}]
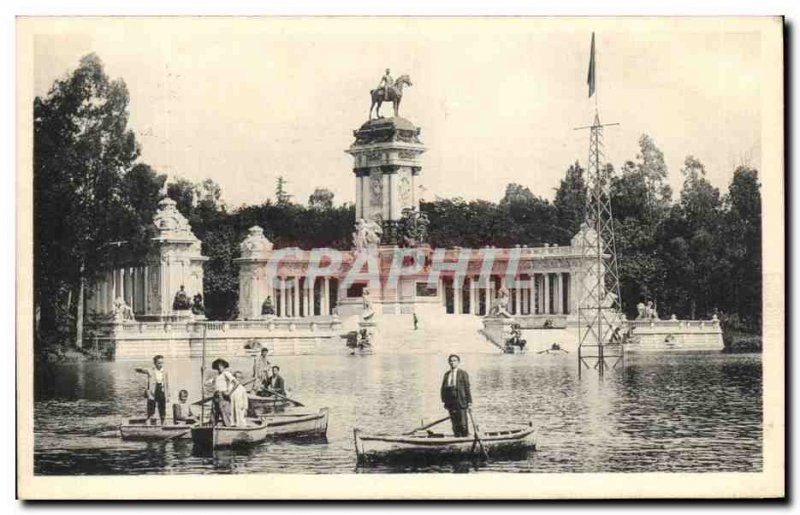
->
[
  {"left": 447, "top": 272, "right": 571, "bottom": 316},
  {"left": 267, "top": 276, "right": 338, "bottom": 317}
]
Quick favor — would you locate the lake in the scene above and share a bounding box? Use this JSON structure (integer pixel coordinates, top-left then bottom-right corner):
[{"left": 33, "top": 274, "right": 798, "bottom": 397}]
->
[{"left": 33, "top": 351, "right": 762, "bottom": 474}]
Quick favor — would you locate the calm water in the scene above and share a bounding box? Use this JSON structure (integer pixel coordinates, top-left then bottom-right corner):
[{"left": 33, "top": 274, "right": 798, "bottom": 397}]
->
[{"left": 33, "top": 352, "right": 762, "bottom": 475}]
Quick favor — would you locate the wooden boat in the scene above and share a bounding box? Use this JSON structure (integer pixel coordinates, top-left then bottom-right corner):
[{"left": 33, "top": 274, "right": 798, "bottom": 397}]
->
[
  {"left": 119, "top": 418, "right": 195, "bottom": 441},
  {"left": 191, "top": 418, "right": 271, "bottom": 449},
  {"left": 261, "top": 408, "right": 329, "bottom": 438},
  {"left": 247, "top": 394, "right": 293, "bottom": 416},
  {"left": 353, "top": 422, "right": 537, "bottom": 463},
  {"left": 192, "top": 408, "right": 329, "bottom": 449}
]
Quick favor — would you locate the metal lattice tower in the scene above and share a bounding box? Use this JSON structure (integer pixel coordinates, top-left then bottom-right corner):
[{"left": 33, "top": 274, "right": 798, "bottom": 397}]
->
[{"left": 576, "top": 111, "right": 624, "bottom": 376}]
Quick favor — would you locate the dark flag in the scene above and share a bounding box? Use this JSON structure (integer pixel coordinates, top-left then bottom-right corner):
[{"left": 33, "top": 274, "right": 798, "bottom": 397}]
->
[{"left": 587, "top": 32, "right": 596, "bottom": 98}]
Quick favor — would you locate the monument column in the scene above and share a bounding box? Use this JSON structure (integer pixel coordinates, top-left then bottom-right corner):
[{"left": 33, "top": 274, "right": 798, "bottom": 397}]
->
[
  {"left": 347, "top": 116, "right": 426, "bottom": 244},
  {"left": 557, "top": 273, "right": 564, "bottom": 314}
]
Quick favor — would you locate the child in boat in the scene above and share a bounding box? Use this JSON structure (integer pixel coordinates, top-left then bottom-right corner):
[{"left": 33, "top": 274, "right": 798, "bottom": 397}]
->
[
  {"left": 135, "top": 355, "right": 170, "bottom": 425},
  {"left": 210, "top": 359, "right": 249, "bottom": 427},
  {"left": 172, "top": 389, "right": 196, "bottom": 425}
]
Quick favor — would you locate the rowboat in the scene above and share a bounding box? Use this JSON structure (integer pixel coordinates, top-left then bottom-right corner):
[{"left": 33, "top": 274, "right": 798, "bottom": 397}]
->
[
  {"left": 247, "top": 394, "right": 293, "bottom": 416},
  {"left": 191, "top": 418, "right": 271, "bottom": 449},
  {"left": 119, "top": 418, "right": 195, "bottom": 441},
  {"left": 353, "top": 422, "right": 537, "bottom": 463},
  {"left": 260, "top": 407, "right": 329, "bottom": 438},
  {"left": 192, "top": 408, "right": 329, "bottom": 449}
]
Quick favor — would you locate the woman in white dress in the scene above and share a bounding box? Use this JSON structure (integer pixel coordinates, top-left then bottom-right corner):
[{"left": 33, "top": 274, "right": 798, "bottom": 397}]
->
[{"left": 210, "top": 359, "right": 249, "bottom": 427}]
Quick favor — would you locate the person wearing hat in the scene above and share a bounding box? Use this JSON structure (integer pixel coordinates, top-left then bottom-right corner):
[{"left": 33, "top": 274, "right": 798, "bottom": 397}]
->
[{"left": 209, "top": 358, "right": 249, "bottom": 427}]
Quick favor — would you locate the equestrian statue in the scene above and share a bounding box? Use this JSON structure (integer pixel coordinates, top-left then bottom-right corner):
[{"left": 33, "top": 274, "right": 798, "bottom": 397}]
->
[{"left": 369, "top": 68, "right": 413, "bottom": 120}]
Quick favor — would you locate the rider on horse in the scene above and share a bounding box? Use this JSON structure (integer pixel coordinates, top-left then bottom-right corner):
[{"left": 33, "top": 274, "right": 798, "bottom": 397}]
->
[{"left": 378, "top": 68, "right": 394, "bottom": 101}]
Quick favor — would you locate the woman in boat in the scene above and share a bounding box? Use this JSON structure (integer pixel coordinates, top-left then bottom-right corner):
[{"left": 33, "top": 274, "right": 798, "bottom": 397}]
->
[{"left": 210, "top": 358, "right": 249, "bottom": 427}]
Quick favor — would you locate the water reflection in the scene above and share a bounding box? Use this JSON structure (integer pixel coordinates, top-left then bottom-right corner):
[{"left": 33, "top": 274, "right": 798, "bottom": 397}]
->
[{"left": 34, "top": 352, "right": 762, "bottom": 475}]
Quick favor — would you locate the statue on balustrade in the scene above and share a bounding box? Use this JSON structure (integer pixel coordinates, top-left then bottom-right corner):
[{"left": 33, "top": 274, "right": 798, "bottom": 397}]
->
[
  {"left": 261, "top": 296, "right": 276, "bottom": 316},
  {"left": 361, "top": 288, "right": 375, "bottom": 321},
  {"left": 173, "top": 285, "right": 192, "bottom": 311},
  {"left": 488, "top": 287, "right": 512, "bottom": 318},
  {"left": 636, "top": 301, "right": 646, "bottom": 320},
  {"left": 112, "top": 297, "right": 135, "bottom": 323},
  {"left": 191, "top": 293, "right": 205, "bottom": 315}
]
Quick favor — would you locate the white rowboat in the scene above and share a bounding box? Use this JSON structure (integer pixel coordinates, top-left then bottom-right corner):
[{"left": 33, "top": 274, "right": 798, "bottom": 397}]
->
[{"left": 353, "top": 422, "right": 537, "bottom": 463}]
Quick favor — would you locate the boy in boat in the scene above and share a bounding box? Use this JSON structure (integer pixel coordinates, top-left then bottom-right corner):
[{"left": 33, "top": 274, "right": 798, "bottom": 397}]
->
[
  {"left": 440, "top": 354, "right": 472, "bottom": 437},
  {"left": 172, "top": 389, "right": 196, "bottom": 425},
  {"left": 135, "top": 355, "right": 170, "bottom": 426},
  {"left": 269, "top": 366, "right": 287, "bottom": 396}
]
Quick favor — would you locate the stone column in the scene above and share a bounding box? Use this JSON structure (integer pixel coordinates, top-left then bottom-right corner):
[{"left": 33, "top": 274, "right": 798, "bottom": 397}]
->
[
  {"left": 293, "top": 277, "right": 300, "bottom": 317},
  {"left": 453, "top": 276, "right": 464, "bottom": 315},
  {"left": 279, "top": 277, "right": 285, "bottom": 317},
  {"left": 323, "top": 277, "right": 330, "bottom": 315},
  {"left": 470, "top": 277, "right": 477, "bottom": 315},
  {"left": 544, "top": 273, "right": 551, "bottom": 315},
  {"left": 515, "top": 281, "right": 521, "bottom": 315},
  {"left": 557, "top": 273, "right": 564, "bottom": 314}
]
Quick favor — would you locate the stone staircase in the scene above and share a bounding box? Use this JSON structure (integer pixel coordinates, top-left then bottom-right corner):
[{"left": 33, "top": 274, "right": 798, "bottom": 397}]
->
[{"left": 374, "top": 313, "right": 501, "bottom": 355}]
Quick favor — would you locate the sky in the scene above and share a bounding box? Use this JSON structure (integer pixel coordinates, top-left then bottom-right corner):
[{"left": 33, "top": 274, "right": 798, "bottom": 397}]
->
[{"left": 32, "top": 18, "right": 766, "bottom": 209}]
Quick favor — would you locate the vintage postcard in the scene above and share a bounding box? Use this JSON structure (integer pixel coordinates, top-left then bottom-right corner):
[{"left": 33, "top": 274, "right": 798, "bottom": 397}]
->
[{"left": 16, "top": 16, "right": 784, "bottom": 499}]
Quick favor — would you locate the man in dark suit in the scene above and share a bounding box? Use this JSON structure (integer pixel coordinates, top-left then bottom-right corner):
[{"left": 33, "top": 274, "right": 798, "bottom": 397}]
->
[
  {"left": 269, "top": 366, "right": 286, "bottom": 396},
  {"left": 440, "top": 354, "right": 472, "bottom": 437}
]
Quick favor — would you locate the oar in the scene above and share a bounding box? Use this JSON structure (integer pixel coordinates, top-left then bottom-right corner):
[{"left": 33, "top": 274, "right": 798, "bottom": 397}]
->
[
  {"left": 403, "top": 415, "right": 451, "bottom": 435},
  {"left": 263, "top": 388, "right": 305, "bottom": 407},
  {"left": 468, "top": 408, "right": 489, "bottom": 460},
  {"left": 192, "top": 377, "right": 257, "bottom": 405}
]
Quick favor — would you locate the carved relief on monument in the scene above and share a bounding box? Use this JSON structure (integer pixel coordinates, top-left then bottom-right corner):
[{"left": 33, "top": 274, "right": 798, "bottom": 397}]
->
[
  {"left": 369, "top": 170, "right": 383, "bottom": 207},
  {"left": 399, "top": 175, "right": 412, "bottom": 208},
  {"left": 366, "top": 151, "right": 383, "bottom": 163},
  {"left": 398, "top": 149, "right": 418, "bottom": 160}
]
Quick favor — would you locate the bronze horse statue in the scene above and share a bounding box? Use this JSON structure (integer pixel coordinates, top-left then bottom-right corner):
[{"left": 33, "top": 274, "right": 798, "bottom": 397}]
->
[{"left": 369, "top": 74, "right": 413, "bottom": 120}]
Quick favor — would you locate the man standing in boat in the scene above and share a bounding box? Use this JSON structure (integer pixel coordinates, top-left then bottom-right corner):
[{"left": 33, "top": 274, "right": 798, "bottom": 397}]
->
[{"left": 440, "top": 354, "right": 472, "bottom": 437}]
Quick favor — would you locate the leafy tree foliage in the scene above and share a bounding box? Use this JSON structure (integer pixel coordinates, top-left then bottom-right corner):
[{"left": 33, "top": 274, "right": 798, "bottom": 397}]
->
[{"left": 309, "top": 188, "right": 335, "bottom": 210}]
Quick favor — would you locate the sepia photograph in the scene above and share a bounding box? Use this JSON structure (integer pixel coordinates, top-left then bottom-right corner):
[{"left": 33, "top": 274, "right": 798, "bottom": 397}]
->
[{"left": 15, "top": 16, "right": 784, "bottom": 499}]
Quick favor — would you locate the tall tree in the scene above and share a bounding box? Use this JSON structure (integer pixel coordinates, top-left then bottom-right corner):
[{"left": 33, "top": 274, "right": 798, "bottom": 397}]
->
[
  {"left": 34, "top": 53, "right": 141, "bottom": 349},
  {"left": 275, "top": 175, "right": 292, "bottom": 206},
  {"left": 554, "top": 161, "right": 587, "bottom": 238},
  {"left": 308, "top": 188, "right": 335, "bottom": 210}
]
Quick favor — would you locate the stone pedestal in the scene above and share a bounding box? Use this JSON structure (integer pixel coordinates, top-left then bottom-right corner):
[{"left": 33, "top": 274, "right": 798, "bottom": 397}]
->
[
  {"left": 145, "top": 198, "right": 208, "bottom": 320},
  {"left": 482, "top": 316, "right": 516, "bottom": 349},
  {"left": 358, "top": 319, "right": 379, "bottom": 350},
  {"left": 347, "top": 117, "right": 426, "bottom": 244}
]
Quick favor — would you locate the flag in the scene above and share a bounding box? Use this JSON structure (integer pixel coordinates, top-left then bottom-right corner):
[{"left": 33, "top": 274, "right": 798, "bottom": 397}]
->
[{"left": 587, "top": 32, "right": 596, "bottom": 98}]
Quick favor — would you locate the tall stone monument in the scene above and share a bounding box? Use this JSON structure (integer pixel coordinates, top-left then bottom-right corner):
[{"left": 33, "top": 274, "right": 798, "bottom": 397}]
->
[
  {"left": 347, "top": 117, "right": 426, "bottom": 244},
  {"left": 145, "top": 197, "right": 208, "bottom": 319}
]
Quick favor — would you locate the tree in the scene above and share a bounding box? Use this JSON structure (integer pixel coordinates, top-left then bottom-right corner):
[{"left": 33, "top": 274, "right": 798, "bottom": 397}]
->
[
  {"left": 308, "top": 188, "right": 334, "bottom": 210},
  {"left": 167, "top": 177, "right": 196, "bottom": 218},
  {"left": 554, "top": 161, "right": 587, "bottom": 238},
  {"left": 275, "top": 176, "right": 292, "bottom": 206},
  {"left": 500, "top": 183, "right": 535, "bottom": 205},
  {"left": 34, "top": 53, "right": 141, "bottom": 349}
]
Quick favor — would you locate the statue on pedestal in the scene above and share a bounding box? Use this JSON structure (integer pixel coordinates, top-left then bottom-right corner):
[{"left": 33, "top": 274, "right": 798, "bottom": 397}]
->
[
  {"left": 353, "top": 217, "right": 383, "bottom": 251},
  {"left": 112, "top": 297, "right": 135, "bottom": 323},
  {"left": 398, "top": 207, "right": 430, "bottom": 247},
  {"left": 261, "top": 296, "right": 275, "bottom": 316},
  {"left": 488, "top": 287, "right": 512, "bottom": 318},
  {"left": 173, "top": 285, "right": 192, "bottom": 311},
  {"left": 191, "top": 293, "right": 205, "bottom": 316},
  {"left": 369, "top": 71, "right": 414, "bottom": 120},
  {"left": 361, "top": 288, "right": 375, "bottom": 321}
]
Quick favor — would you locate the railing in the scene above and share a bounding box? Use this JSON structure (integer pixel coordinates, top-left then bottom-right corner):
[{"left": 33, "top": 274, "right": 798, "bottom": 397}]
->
[{"left": 627, "top": 318, "right": 721, "bottom": 331}]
